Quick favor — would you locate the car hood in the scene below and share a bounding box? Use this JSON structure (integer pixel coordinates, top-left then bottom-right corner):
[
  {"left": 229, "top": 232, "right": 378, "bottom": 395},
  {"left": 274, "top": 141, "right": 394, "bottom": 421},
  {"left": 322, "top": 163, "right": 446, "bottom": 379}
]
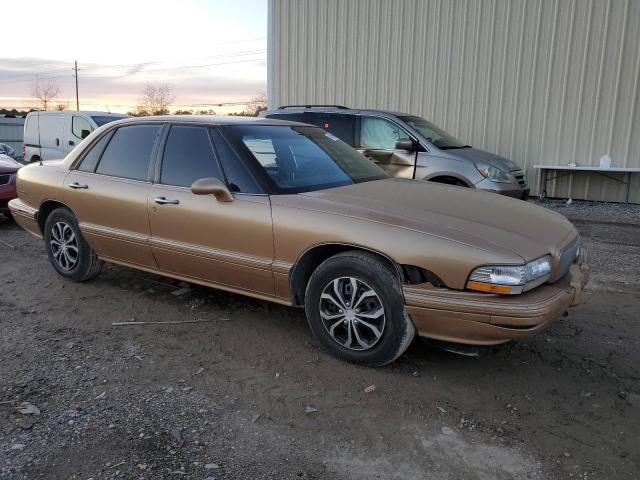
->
[
  {"left": 300, "top": 178, "right": 577, "bottom": 261},
  {"left": 441, "top": 147, "right": 521, "bottom": 171},
  {"left": 0, "top": 155, "right": 21, "bottom": 174}
]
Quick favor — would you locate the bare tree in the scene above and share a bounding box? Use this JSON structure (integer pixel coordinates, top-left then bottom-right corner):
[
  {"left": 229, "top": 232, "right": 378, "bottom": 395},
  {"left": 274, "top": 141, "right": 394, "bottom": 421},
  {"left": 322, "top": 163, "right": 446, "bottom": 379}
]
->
[
  {"left": 244, "top": 91, "right": 267, "bottom": 117},
  {"left": 135, "top": 84, "right": 175, "bottom": 116},
  {"left": 55, "top": 102, "right": 69, "bottom": 111},
  {"left": 31, "top": 77, "right": 60, "bottom": 111}
]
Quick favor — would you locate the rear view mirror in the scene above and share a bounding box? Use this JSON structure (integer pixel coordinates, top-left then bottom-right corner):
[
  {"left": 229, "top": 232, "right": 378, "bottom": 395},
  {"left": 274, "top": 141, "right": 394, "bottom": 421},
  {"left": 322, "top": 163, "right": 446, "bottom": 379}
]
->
[
  {"left": 191, "top": 177, "right": 234, "bottom": 202},
  {"left": 81, "top": 129, "right": 91, "bottom": 139},
  {"left": 395, "top": 139, "right": 419, "bottom": 151}
]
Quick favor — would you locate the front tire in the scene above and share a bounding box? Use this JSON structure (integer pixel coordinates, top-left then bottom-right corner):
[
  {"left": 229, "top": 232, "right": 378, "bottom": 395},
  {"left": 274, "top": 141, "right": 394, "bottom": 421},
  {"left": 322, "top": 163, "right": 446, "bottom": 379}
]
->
[
  {"left": 44, "top": 207, "right": 102, "bottom": 282},
  {"left": 304, "top": 251, "right": 415, "bottom": 367}
]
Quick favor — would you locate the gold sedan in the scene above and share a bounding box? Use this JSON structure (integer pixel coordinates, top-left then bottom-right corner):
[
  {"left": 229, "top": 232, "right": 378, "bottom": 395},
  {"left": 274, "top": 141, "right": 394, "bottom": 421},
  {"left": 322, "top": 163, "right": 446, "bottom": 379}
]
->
[{"left": 10, "top": 116, "right": 589, "bottom": 367}]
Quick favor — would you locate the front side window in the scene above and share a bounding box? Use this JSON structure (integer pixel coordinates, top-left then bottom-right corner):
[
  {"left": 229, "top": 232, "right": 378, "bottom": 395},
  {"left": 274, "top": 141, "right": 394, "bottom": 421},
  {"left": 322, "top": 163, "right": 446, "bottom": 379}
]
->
[
  {"left": 227, "top": 125, "right": 387, "bottom": 194},
  {"left": 96, "top": 125, "right": 161, "bottom": 181},
  {"left": 72, "top": 116, "right": 93, "bottom": 139},
  {"left": 360, "top": 117, "right": 410, "bottom": 150},
  {"left": 160, "top": 126, "right": 221, "bottom": 187},
  {"left": 210, "top": 128, "right": 262, "bottom": 194}
]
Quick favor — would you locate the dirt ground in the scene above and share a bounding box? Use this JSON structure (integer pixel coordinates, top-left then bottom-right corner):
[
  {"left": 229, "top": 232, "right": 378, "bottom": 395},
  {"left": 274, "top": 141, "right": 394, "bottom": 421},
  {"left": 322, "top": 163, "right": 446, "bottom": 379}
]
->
[{"left": 1, "top": 199, "right": 639, "bottom": 480}]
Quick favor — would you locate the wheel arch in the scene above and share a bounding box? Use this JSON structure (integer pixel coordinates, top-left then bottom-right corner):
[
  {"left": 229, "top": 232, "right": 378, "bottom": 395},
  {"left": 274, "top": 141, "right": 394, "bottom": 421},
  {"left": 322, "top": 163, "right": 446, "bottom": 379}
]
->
[
  {"left": 288, "top": 243, "right": 444, "bottom": 306},
  {"left": 37, "top": 199, "right": 74, "bottom": 233},
  {"left": 426, "top": 174, "right": 472, "bottom": 187}
]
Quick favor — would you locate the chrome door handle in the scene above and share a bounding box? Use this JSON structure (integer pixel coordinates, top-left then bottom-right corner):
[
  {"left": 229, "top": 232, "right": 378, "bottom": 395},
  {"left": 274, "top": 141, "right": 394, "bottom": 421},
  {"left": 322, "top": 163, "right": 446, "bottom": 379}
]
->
[
  {"left": 154, "top": 196, "right": 179, "bottom": 205},
  {"left": 68, "top": 182, "right": 88, "bottom": 189}
]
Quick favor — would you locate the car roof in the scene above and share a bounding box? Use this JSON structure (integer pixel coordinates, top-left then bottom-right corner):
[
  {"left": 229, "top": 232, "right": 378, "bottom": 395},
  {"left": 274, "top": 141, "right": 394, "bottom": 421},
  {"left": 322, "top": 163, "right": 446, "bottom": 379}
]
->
[
  {"left": 264, "top": 107, "right": 414, "bottom": 118},
  {"left": 108, "top": 115, "right": 310, "bottom": 127},
  {"left": 26, "top": 110, "right": 127, "bottom": 117}
]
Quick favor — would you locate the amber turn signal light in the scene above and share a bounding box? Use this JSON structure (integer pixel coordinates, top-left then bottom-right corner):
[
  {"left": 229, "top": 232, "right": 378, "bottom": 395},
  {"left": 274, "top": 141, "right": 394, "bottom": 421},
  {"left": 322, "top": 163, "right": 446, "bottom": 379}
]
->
[{"left": 467, "top": 281, "right": 514, "bottom": 294}]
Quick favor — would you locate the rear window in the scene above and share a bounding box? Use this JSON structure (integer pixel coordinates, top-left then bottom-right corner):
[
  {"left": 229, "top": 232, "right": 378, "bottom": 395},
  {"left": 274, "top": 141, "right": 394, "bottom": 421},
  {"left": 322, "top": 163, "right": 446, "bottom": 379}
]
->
[{"left": 96, "top": 125, "right": 160, "bottom": 181}]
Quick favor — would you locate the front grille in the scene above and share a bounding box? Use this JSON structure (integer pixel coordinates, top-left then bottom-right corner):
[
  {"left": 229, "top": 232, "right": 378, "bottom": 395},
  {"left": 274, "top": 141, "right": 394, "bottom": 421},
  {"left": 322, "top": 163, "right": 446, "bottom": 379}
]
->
[
  {"left": 0, "top": 174, "right": 11, "bottom": 186},
  {"left": 551, "top": 239, "right": 580, "bottom": 282}
]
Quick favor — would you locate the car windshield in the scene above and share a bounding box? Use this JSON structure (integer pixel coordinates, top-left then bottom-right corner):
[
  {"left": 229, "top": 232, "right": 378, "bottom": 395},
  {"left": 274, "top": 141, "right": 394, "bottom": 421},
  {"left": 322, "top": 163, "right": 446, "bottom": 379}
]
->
[
  {"left": 399, "top": 115, "right": 468, "bottom": 150},
  {"left": 226, "top": 125, "right": 388, "bottom": 194},
  {"left": 91, "top": 115, "right": 128, "bottom": 127}
]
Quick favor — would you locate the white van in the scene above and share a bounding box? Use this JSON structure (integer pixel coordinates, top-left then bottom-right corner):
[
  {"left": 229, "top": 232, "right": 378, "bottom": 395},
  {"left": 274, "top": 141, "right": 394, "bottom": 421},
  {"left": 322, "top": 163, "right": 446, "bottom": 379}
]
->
[{"left": 23, "top": 111, "right": 127, "bottom": 163}]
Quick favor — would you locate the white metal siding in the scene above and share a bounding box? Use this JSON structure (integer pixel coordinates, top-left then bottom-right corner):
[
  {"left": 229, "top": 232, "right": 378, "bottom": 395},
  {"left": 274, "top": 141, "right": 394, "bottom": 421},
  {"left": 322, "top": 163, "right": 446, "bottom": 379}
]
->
[{"left": 269, "top": 0, "right": 640, "bottom": 203}]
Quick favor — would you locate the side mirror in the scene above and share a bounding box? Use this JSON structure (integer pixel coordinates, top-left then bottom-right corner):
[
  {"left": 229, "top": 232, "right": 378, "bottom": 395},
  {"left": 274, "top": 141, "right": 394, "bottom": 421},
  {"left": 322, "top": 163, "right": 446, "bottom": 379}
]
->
[
  {"left": 395, "top": 139, "right": 419, "bottom": 151},
  {"left": 191, "top": 177, "right": 234, "bottom": 202},
  {"left": 81, "top": 129, "right": 91, "bottom": 139}
]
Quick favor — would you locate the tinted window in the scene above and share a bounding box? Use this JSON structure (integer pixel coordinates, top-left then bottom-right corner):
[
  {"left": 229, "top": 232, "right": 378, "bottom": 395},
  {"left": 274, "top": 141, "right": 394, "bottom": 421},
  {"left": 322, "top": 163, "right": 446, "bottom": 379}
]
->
[
  {"left": 308, "top": 113, "right": 355, "bottom": 146},
  {"left": 161, "top": 126, "right": 221, "bottom": 187},
  {"left": 360, "top": 116, "right": 410, "bottom": 150},
  {"left": 228, "top": 125, "right": 387, "bottom": 194},
  {"left": 96, "top": 125, "right": 160, "bottom": 181},
  {"left": 77, "top": 131, "right": 113, "bottom": 172},
  {"left": 210, "top": 128, "right": 261, "bottom": 194},
  {"left": 72, "top": 116, "right": 93, "bottom": 139}
]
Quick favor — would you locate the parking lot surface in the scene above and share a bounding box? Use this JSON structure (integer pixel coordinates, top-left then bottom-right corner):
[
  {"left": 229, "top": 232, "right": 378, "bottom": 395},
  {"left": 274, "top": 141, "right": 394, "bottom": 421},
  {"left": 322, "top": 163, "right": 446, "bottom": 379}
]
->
[{"left": 1, "top": 200, "right": 639, "bottom": 479}]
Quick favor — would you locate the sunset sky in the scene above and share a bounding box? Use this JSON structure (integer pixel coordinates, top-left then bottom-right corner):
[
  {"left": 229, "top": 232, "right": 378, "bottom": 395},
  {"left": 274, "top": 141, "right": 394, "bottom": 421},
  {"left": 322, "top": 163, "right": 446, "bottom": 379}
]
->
[{"left": 0, "top": 0, "right": 267, "bottom": 113}]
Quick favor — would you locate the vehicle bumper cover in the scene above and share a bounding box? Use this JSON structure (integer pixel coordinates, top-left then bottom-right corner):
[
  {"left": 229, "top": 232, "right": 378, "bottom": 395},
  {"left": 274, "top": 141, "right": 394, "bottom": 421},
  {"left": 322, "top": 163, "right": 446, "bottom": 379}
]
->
[
  {"left": 404, "top": 249, "right": 589, "bottom": 345},
  {"left": 8, "top": 198, "right": 41, "bottom": 237}
]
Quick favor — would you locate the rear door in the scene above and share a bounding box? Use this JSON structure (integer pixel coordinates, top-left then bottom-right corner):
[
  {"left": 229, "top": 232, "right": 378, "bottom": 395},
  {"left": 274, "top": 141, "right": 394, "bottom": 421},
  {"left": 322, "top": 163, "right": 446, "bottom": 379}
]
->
[
  {"left": 63, "top": 124, "right": 162, "bottom": 267},
  {"left": 357, "top": 115, "right": 417, "bottom": 178},
  {"left": 148, "top": 124, "right": 275, "bottom": 296},
  {"left": 38, "top": 113, "right": 66, "bottom": 160}
]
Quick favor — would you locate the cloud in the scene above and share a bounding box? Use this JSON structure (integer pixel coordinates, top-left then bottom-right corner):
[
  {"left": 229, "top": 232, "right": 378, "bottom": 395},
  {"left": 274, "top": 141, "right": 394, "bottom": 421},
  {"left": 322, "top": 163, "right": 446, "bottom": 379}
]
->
[{"left": 0, "top": 56, "right": 266, "bottom": 112}]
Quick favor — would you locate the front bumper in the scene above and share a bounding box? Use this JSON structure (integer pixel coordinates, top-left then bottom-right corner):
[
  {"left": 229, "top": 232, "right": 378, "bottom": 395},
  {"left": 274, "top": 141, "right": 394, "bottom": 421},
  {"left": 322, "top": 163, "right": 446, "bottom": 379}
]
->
[
  {"left": 475, "top": 178, "right": 529, "bottom": 199},
  {"left": 404, "top": 250, "right": 589, "bottom": 345}
]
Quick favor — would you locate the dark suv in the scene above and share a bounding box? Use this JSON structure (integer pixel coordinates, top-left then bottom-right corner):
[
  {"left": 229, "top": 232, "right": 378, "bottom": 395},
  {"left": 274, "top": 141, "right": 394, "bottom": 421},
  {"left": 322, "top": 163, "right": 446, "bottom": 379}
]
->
[{"left": 262, "top": 105, "right": 529, "bottom": 198}]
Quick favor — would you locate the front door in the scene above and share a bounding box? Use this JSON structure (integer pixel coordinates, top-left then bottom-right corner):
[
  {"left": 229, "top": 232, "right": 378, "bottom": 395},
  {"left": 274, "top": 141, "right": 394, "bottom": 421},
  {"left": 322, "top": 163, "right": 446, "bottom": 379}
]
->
[
  {"left": 63, "top": 124, "right": 162, "bottom": 268},
  {"left": 357, "top": 115, "right": 417, "bottom": 178},
  {"left": 148, "top": 124, "right": 275, "bottom": 296}
]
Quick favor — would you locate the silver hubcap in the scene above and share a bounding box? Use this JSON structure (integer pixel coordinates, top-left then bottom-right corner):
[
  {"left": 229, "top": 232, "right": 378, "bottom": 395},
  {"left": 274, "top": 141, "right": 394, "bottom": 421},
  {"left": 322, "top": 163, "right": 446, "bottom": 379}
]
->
[
  {"left": 50, "top": 221, "right": 78, "bottom": 271},
  {"left": 319, "top": 277, "right": 385, "bottom": 351}
]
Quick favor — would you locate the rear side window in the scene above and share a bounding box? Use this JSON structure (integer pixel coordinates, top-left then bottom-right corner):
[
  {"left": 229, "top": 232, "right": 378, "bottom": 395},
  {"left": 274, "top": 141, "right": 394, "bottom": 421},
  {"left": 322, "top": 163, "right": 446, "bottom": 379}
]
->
[
  {"left": 307, "top": 113, "right": 355, "bottom": 146},
  {"left": 210, "top": 128, "right": 262, "bottom": 194},
  {"left": 96, "top": 125, "right": 160, "bottom": 181},
  {"left": 72, "top": 116, "right": 93, "bottom": 139},
  {"left": 160, "top": 125, "right": 221, "bottom": 187},
  {"left": 77, "top": 132, "right": 113, "bottom": 172}
]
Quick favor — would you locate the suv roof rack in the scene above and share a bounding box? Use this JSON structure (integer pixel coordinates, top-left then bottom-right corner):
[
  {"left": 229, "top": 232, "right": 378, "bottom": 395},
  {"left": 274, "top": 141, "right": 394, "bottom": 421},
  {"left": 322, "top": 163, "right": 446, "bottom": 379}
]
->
[{"left": 277, "top": 104, "right": 349, "bottom": 110}]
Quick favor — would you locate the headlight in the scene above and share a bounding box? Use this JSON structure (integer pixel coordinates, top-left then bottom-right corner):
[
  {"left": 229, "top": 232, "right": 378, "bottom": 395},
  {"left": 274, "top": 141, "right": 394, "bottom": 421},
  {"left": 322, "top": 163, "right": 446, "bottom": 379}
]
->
[
  {"left": 475, "top": 162, "right": 512, "bottom": 183},
  {"left": 467, "top": 255, "right": 552, "bottom": 294}
]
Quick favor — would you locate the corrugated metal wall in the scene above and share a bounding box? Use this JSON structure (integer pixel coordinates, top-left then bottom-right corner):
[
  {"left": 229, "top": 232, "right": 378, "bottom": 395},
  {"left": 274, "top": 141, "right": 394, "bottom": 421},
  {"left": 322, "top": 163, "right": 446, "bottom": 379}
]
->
[{"left": 268, "top": 0, "right": 640, "bottom": 203}]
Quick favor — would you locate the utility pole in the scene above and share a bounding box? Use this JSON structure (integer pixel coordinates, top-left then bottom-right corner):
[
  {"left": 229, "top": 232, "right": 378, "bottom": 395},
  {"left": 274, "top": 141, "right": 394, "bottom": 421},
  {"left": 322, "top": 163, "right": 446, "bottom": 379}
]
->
[{"left": 74, "top": 60, "right": 79, "bottom": 111}]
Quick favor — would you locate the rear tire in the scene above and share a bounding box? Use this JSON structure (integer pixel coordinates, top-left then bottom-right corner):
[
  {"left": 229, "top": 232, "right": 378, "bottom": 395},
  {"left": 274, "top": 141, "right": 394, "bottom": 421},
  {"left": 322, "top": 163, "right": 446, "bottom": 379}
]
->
[
  {"left": 44, "top": 207, "right": 102, "bottom": 282},
  {"left": 304, "top": 251, "right": 415, "bottom": 367}
]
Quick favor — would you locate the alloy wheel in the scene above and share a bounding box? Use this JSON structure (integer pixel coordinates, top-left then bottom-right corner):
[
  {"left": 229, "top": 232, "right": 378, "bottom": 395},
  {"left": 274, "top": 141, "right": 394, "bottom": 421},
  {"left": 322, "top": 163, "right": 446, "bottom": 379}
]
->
[
  {"left": 50, "top": 221, "right": 79, "bottom": 271},
  {"left": 319, "top": 276, "right": 386, "bottom": 351}
]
